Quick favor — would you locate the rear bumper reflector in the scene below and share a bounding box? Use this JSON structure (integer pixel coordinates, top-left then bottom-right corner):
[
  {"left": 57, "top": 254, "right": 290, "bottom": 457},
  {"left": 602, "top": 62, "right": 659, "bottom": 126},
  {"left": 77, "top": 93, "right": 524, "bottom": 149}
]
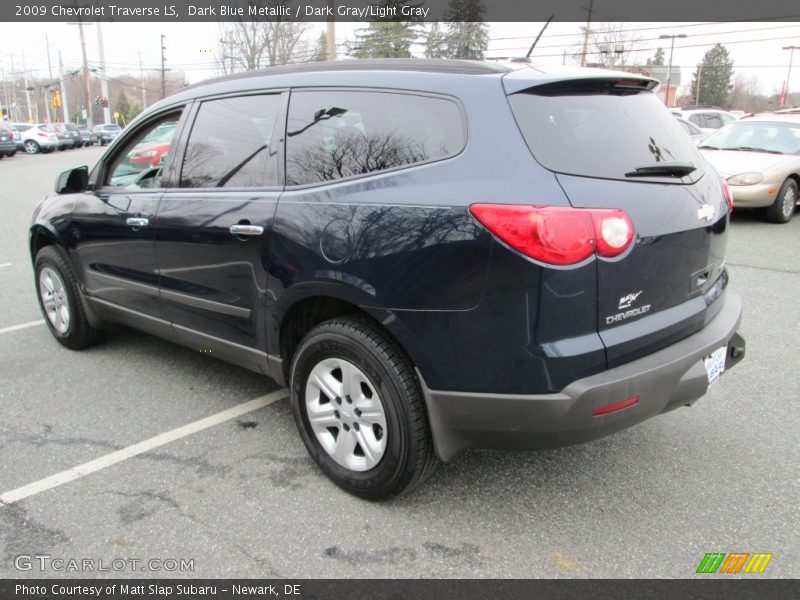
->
[{"left": 592, "top": 396, "right": 639, "bottom": 416}]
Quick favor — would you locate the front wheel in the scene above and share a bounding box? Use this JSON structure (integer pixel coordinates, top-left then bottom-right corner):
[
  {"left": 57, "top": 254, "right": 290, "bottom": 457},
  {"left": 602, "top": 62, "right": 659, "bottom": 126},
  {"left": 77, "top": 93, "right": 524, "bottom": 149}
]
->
[
  {"left": 34, "top": 246, "right": 100, "bottom": 350},
  {"left": 766, "top": 178, "right": 797, "bottom": 224},
  {"left": 290, "top": 316, "right": 438, "bottom": 500},
  {"left": 24, "top": 140, "right": 40, "bottom": 154}
]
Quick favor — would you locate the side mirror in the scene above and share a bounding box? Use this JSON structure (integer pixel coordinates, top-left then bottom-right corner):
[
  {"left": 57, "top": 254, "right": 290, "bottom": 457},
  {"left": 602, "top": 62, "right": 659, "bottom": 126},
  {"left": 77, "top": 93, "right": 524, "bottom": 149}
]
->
[{"left": 55, "top": 166, "right": 89, "bottom": 194}]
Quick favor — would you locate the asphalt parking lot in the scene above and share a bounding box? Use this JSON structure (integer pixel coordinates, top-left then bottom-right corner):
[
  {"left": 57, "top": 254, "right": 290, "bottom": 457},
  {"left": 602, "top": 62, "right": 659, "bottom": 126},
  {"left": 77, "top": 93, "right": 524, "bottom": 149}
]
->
[{"left": 0, "top": 148, "right": 798, "bottom": 579}]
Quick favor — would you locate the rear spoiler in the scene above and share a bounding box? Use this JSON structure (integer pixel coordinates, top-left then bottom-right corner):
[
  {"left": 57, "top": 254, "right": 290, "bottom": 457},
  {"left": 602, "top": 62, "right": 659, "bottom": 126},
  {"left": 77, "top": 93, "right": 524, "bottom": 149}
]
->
[{"left": 502, "top": 66, "right": 659, "bottom": 95}]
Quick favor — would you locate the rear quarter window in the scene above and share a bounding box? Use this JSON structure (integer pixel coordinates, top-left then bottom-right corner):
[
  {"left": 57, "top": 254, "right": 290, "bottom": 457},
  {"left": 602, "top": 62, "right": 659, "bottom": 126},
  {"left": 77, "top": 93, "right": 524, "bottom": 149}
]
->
[
  {"left": 507, "top": 83, "right": 704, "bottom": 182},
  {"left": 285, "top": 90, "right": 466, "bottom": 186}
]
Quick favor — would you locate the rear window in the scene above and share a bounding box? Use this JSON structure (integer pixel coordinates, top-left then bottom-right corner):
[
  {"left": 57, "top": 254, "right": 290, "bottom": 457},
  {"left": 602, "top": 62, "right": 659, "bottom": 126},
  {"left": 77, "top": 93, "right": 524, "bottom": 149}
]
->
[
  {"left": 507, "top": 82, "right": 704, "bottom": 182},
  {"left": 104, "top": 125, "right": 121, "bottom": 130},
  {"left": 286, "top": 90, "right": 465, "bottom": 186}
]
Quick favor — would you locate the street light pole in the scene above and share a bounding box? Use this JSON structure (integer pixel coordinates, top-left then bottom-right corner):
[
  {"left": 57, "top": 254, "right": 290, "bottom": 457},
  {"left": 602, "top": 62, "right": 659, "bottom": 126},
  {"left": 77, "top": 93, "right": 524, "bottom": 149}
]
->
[
  {"left": 782, "top": 45, "right": 799, "bottom": 107},
  {"left": 660, "top": 34, "right": 687, "bottom": 107}
]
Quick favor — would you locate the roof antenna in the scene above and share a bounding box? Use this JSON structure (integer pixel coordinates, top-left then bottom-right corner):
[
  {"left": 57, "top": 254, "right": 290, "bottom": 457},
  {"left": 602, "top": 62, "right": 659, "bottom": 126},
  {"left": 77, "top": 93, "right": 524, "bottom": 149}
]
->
[{"left": 526, "top": 16, "right": 554, "bottom": 58}]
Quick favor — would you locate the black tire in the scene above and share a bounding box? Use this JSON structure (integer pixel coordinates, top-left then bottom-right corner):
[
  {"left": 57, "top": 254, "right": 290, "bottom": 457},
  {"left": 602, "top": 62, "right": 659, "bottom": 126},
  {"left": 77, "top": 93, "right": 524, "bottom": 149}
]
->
[
  {"left": 765, "top": 179, "right": 797, "bottom": 224},
  {"left": 290, "top": 316, "right": 438, "bottom": 500},
  {"left": 6, "top": 151, "right": 15, "bottom": 157},
  {"left": 34, "top": 246, "right": 100, "bottom": 350}
]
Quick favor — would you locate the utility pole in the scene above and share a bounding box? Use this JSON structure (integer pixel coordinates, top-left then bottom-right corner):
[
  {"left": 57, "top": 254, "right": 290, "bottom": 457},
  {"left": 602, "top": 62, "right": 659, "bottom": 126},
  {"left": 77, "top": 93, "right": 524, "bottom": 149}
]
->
[
  {"left": 1, "top": 68, "right": 9, "bottom": 121},
  {"left": 579, "top": 0, "right": 594, "bottom": 66},
  {"left": 77, "top": 20, "right": 92, "bottom": 126},
  {"left": 97, "top": 22, "right": 111, "bottom": 123},
  {"left": 326, "top": 2, "right": 336, "bottom": 61},
  {"left": 21, "top": 50, "right": 33, "bottom": 122},
  {"left": 659, "top": 34, "right": 687, "bottom": 107},
  {"left": 160, "top": 34, "right": 167, "bottom": 99},
  {"left": 45, "top": 33, "right": 54, "bottom": 123},
  {"left": 9, "top": 53, "right": 18, "bottom": 121},
  {"left": 695, "top": 63, "right": 703, "bottom": 105},
  {"left": 137, "top": 50, "right": 147, "bottom": 109},
  {"left": 58, "top": 51, "right": 70, "bottom": 123},
  {"left": 782, "top": 45, "right": 799, "bottom": 107}
]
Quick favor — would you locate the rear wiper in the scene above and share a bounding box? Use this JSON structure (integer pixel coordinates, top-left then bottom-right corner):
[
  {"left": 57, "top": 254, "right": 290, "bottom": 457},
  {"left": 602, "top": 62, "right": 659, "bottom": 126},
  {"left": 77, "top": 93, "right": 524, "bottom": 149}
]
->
[
  {"left": 730, "top": 146, "right": 784, "bottom": 155},
  {"left": 697, "top": 144, "right": 719, "bottom": 150},
  {"left": 624, "top": 161, "right": 697, "bottom": 178}
]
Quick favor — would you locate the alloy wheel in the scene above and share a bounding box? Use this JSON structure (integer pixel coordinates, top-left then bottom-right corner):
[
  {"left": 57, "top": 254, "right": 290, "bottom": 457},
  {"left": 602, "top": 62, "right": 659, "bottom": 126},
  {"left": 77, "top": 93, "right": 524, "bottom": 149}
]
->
[{"left": 305, "top": 357, "right": 387, "bottom": 472}]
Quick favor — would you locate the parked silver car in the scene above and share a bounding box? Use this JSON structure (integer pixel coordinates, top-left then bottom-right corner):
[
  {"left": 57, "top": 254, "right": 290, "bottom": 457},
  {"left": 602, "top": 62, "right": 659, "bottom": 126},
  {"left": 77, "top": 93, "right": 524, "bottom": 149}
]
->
[
  {"left": 699, "top": 114, "right": 800, "bottom": 223},
  {"left": 9, "top": 123, "right": 59, "bottom": 154}
]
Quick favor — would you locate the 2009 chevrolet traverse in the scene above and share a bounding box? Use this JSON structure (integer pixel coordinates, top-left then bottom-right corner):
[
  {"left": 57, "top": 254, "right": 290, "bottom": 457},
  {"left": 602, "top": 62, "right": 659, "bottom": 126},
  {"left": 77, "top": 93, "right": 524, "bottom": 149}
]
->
[{"left": 30, "top": 59, "right": 745, "bottom": 499}]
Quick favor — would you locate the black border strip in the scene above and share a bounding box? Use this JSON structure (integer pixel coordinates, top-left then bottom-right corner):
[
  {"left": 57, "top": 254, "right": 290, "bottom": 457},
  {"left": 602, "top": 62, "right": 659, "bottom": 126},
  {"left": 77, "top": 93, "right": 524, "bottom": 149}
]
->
[{"left": 3, "top": 0, "right": 800, "bottom": 23}]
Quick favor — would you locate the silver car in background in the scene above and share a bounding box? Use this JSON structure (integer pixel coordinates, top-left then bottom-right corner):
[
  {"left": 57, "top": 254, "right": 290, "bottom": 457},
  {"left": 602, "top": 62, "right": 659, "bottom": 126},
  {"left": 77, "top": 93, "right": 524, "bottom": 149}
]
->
[
  {"left": 9, "top": 123, "right": 59, "bottom": 154},
  {"left": 699, "top": 114, "right": 800, "bottom": 223}
]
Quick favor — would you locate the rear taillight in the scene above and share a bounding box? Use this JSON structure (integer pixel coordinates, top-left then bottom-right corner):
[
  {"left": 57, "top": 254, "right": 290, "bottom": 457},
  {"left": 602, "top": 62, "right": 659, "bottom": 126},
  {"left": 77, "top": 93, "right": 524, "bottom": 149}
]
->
[
  {"left": 470, "top": 204, "right": 634, "bottom": 266},
  {"left": 36, "top": 132, "right": 48, "bottom": 138},
  {"left": 720, "top": 178, "right": 734, "bottom": 212}
]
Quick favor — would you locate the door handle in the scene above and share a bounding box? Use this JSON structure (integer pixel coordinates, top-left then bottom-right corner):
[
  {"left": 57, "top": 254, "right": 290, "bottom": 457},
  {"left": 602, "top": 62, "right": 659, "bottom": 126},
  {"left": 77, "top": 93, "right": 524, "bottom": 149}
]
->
[
  {"left": 126, "top": 217, "right": 149, "bottom": 228},
  {"left": 229, "top": 224, "right": 264, "bottom": 237}
]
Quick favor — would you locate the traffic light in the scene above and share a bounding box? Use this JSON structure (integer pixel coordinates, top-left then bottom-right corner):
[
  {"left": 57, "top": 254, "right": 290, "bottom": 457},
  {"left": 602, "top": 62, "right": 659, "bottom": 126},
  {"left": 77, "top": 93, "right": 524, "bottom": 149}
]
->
[
  {"left": 95, "top": 96, "right": 101, "bottom": 106},
  {"left": 101, "top": 97, "right": 109, "bottom": 108}
]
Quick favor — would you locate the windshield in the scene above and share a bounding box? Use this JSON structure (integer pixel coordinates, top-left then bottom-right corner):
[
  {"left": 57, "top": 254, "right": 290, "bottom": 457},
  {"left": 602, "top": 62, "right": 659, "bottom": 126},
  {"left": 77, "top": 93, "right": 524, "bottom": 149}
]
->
[
  {"left": 508, "top": 84, "right": 704, "bottom": 182},
  {"left": 700, "top": 121, "right": 800, "bottom": 155}
]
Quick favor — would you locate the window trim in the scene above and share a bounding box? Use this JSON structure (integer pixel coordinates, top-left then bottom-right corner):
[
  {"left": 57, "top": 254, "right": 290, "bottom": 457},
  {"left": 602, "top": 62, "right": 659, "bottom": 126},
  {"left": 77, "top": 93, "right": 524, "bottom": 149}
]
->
[
  {"left": 175, "top": 90, "right": 287, "bottom": 193},
  {"left": 92, "top": 104, "right": 190, "bottom": 192},
  {"left": 283, "top": 86, "right": 468, "bottom": 190}
]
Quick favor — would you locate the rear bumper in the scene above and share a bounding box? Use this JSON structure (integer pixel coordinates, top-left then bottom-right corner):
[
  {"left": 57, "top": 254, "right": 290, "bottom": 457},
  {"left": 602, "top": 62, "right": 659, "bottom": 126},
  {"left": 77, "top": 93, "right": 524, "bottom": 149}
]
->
[{"left": 419, "top": 292, "right": 744, "bottom": 462}]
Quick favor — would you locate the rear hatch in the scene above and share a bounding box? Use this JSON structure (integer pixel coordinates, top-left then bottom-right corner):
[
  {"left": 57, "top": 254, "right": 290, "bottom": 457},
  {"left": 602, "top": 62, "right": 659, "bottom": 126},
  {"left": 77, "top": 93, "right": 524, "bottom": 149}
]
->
[{"left": 504, "top": 71, "right": 730, "bottom": 366}]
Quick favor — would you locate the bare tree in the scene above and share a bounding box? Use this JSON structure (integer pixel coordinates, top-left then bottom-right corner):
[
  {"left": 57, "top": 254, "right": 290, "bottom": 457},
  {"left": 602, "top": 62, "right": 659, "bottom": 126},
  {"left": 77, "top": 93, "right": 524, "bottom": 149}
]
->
[
  {"left": 215, "top": 1, "right": 313, "bottom": 73},
  {"left": 728, "top": 73, "right": 763, "bottom": 112},
  {"left": 577, "top": 23, "right": 643, "bottom": 68}
]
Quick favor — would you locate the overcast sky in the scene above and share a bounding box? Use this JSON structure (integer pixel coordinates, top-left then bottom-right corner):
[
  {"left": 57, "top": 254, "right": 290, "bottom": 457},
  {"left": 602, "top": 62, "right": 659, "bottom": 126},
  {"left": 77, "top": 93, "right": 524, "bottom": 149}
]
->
[{"left": 1, "top": 21, "right": 798, "bottom": 100}]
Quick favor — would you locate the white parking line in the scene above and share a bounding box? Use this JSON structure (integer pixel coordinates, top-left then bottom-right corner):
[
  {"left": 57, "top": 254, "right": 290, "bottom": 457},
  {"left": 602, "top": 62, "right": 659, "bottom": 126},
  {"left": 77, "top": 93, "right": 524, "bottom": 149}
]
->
[
  {"left": 0, "top": 389, "right": 287, "bottom": 505},
  {"left": 0, "top": 263, "right": 11, "bottom": 268},
  {"left": 0, "top": 320, "right": 45, "bottom": 335}
]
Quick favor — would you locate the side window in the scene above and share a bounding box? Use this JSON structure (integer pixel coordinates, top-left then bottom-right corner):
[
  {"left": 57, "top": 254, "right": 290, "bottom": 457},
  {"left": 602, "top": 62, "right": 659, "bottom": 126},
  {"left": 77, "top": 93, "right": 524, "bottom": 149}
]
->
[
  {"left": 285, "top": 90, "right": 466, "bottom": 186},
  {"left": 720, "top": 113, "right": 735, "bottom": 125},
  {"left": 180, "top": 94, "right": 281, "bottom": 188},
  {"left": 688, "top": 114, "right": 702, "bottom": 127},
  {"left": 105, "top": 112, "right": 182, "bottom": 189},
  {"left": 706, "top": 115, "right": 723, "bottom": 129}
]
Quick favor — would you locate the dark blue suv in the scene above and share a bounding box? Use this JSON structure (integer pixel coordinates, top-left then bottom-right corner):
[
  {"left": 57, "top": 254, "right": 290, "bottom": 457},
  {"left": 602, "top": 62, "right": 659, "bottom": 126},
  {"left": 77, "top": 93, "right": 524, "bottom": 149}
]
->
[{"left": 30, "top": 60, "right": 745, "bottom": 499}]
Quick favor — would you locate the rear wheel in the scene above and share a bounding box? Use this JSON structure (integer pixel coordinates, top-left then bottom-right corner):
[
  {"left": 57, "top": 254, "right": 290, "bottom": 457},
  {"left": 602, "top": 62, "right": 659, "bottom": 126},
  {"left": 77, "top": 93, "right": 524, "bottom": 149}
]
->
[
  {"left": 290, "top": 316, "right": 438, "bottom": 500},
  {"left": 766, "top": 178, "right": 797, "bottom": 224},
  {"left": 34, "top": 246, "right": 100, "bottom": 350},
  {"left": 24, "top": 140, "right": 40, "bottom": 154}
]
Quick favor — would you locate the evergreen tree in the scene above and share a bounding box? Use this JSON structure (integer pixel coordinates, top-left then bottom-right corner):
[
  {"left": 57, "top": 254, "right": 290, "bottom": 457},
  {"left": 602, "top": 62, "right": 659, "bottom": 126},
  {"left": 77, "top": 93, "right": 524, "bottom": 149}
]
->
[
  {"left": 314, "top": 31, "right": 328, "bottom": 61},
  {"left": 652, "top": 47, "right": 665, "bottom": 66},
  {"left": 425, "top": 23, "right": 449, "bottom": 59},
  {"left": 350, "top": 1, "right": 422, "bottom": 59},
  {"left": 444, "top": 0, "right": 489, "bottom": 60},
  {"left": 116, "top": 91, "right": 131, "bottom": 124},
  {"left": 690, "top": 44, "right": 734, "bottom": 107}
]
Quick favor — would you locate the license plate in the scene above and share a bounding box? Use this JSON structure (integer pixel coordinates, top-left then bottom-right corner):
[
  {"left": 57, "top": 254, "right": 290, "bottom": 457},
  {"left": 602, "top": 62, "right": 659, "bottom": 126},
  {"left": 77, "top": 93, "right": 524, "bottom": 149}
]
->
[{"left": 704, "top": 346, "right": 727, "bottom": 385}]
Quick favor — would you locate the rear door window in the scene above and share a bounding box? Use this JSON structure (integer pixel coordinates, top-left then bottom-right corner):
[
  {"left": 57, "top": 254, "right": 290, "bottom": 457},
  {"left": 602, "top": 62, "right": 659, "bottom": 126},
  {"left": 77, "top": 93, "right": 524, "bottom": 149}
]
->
[
  {"left": 705, "top": 114, "right": 724, "bottom": 129},
  {"left": 285, "top": 90, "right": 465, "bottom": 186},
  {"left": 507, "top": 81, "right": 704, "bottom": 183},
  {"left": 180, "top": 94, "right": 281, "bottom": 188}
]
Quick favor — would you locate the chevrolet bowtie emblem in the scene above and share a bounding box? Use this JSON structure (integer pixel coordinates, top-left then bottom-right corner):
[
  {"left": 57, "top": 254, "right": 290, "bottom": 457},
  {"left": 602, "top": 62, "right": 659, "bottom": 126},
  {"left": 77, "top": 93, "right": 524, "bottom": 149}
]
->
[{"left": 697, "top": 203, "right": 715, "bottom": 222}]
